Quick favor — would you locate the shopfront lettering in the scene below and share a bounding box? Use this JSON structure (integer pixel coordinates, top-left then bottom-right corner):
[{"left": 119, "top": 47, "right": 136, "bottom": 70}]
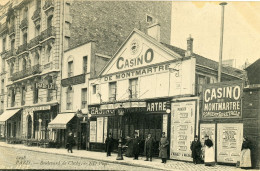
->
[
  {"left": 89, "top": 106, "right": 115, "bottom": 116},
  {"left": 147, "top": 101, "right": 166, "bottom": 112},
  {"left": 116, "top": 48, "right": 154, "bottom": 69},
  {"left": 204, "top": 86, "right": 240, "bottom": 103},
  {"left": 24, "top": 105, "right": 51, "bottom": 113},
  {"left": 36, "top": 82, "right": 56, "bottom": 90}
]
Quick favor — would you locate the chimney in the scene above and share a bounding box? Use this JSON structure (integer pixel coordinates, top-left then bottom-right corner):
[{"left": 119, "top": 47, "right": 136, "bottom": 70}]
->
[
  {"left": 147, "top": 23, "right": 161, "bottom": 42},
  {"left": 185, "top": 35, "right": 193, "bottom": 57}
]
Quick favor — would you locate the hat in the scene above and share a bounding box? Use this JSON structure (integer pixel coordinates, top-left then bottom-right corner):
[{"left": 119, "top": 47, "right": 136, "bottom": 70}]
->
[
  {"left": 205, "top": 135, "right": 209, "bottom": 138},
  {"left": 195, "top": 135, "right": 198, "bottom": 138}
]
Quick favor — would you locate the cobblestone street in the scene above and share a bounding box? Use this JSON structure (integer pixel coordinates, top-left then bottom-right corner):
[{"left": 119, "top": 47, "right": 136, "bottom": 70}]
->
[{"left": 0, "top": 142, "right": 253, "bottom": 171}]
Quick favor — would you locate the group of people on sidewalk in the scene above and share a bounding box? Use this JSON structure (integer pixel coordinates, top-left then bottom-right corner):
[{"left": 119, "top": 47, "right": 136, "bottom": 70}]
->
[
  {"left": 190, "top": 135, "right": 252, "bottom": 169},
  {"left": 106, "top": 132, "right": 169, "bottom": 163}
]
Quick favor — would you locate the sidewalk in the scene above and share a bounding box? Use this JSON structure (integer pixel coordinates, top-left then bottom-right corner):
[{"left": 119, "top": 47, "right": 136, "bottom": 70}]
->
[{"left": 0, "top": 142, "right": 248, "bottom": 171}]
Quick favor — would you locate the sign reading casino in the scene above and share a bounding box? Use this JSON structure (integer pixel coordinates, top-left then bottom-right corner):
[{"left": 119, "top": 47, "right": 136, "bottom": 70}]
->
[{"left": 202, "top": 81, "right": 243, "bottom": 119}]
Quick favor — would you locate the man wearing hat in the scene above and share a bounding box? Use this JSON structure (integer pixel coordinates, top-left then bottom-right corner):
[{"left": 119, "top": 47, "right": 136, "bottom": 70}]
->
[{"left": 190, "top": 135, "right": 202, "bottom": 164}]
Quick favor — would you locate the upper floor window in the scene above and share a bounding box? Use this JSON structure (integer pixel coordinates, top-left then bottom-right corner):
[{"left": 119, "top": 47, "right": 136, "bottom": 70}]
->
[
  {"left": 22, "top": 58, "right": 27, "bottom": 71},
  {"left": 33, "top": 83, "right": 39, "bottom": 104},
  {"left": 11, "top": 89, "right": 15, "bottom": 107},
  {"left": 35, "top": 25, "right": 40, "bottom": 37},
  {"left": 2, "top": 38, "right": 6, "bottom": 51},
  {"left": 21, "top": 86, "right": 26, "bottom": 105},
  {"left": 36, "top": 0, "right": 41, "bottom": 8},
  {"left": 46, "top": 45, "right": 52, "bottom": 63},
  {"left": 35, "top": 52, "right": 40, "bottom": 65},
  {"left": 81, "top": 88, "right": 87, "bottom": 109},
  {"left": 2, "top": 59, "right": 5, "bottom": 73},
  {"left": 92, "top": 85, "right": 96, "bottom": 94},
  {"left": 83, "top": 56, "right": 88, "bottom": 73},
  {"left": 68, "top": 61, "right": 73, "bottom": 77},
  {"left": 11, "top": 39, "right": 15, "bottom": 50},
  {"left": 23, "top": 7, "right": 28, "bottom": 19},
  {"left": 109, "top": 82, "right": 117, "bottom": 102},
  {"left": 66, "top": 86, "right": 73, "bottom": 110},
  {"left": 23, "top": 33, "right": 27, "bottom": 44},
  {"left": 10, "top": 63, "right": 14, "bottom": 75},
  {"left": 47, "top": 15, "right": 53, "bottom": 28},
  {"left": 1, "top": 79, "right": 4, "bottom": 94},
  {"left": 129, "top": 78, "right": 138, "bottom": 99},
  {"left": 196, "top": 74, "right": 214, "bottom": 95},
  {"left": 47, "top": 77, "right": 53, "bottom": 102}
]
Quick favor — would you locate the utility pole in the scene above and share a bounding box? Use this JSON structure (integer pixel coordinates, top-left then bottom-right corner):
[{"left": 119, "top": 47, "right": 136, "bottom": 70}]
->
[{"left": 218, "top": 2, "right": 227, "bottom": 82}]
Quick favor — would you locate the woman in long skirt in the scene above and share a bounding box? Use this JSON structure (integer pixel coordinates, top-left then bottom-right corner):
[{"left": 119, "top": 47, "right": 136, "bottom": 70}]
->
[
  {"left": 204, "top": 135, "right": 215, "bottom": 166},
  {"left": 240, "top": 137, "right": 252, "bottom": 169}
]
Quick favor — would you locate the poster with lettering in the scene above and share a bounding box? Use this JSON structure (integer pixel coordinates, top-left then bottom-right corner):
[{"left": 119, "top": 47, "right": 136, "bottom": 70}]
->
[
  {"left": 199, "top": 124, "right": 216, "bottom": 147},
  {"left": 170, "top": 101, "right": 196, "bottom": 161},
  {"left": 90, "top": 121, "right": 97, "bottom": 142},
  {"left": 202, "top": 81, "right": 243, "bottom": 119},
  {"left": 217, "top": 123, "right": 243, "bottom": 163},
  {"left": 96, "top": 117, "right": 104, "bottom": 143}
]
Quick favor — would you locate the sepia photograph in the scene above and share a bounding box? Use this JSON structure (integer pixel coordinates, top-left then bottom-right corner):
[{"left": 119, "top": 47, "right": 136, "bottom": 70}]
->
[{"left": 0, "top": 0, "right": 259, "bottom": 170}]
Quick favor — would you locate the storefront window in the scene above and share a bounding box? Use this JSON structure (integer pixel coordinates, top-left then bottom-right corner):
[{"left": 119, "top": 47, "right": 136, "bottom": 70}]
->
[
  {"left": 109, "top": 82, "right": 117, "bottom": 102},
  {"left": 129, "top": 78, "right": 138, "bottom": 99}
]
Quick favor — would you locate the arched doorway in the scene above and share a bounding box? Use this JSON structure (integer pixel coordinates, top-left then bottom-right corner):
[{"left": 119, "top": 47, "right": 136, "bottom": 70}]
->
[{"left": 27, "top": 115, "right": 32, "bottom": 139}]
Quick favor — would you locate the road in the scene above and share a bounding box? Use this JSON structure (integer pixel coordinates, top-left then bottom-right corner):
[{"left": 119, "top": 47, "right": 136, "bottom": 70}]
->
[{"left": 0, "top": 146, "right": 159, "bottom": 170}]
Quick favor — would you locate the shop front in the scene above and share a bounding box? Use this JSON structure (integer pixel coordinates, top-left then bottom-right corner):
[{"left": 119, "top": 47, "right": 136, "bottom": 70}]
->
[
  {"left": 200, "top": 81, "right": 244, "bottom": 164},
  {"left": 0, "top": 109, "right": 22, "bottom": 142}
]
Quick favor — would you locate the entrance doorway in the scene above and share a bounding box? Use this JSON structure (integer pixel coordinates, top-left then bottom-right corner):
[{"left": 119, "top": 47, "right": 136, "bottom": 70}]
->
[
  {"left": 80, "top": 123, "right": 87, "bottom": 150},
  {"left": 27, "top": 115, "right": 32, "bottom": 139}
]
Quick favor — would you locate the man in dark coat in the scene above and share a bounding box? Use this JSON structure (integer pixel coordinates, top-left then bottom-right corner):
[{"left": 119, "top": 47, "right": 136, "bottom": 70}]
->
[
  {"left": 132, "top": 132, "right": 140, "bottom": 160},
  {"left": 159, "top": 132, "right": 169, "bottom": 163},
  {"left": 105, "top": 133, "right": 113, "bottom": 156},
  {"left": 190, "top": 135, "right": 202, "bottom": 164},
  {"left": 66, "top": 132, "right": 75, "bottom": 153},
  {"left": 144, "top": 133, "right": 154, "bottom": 161}
]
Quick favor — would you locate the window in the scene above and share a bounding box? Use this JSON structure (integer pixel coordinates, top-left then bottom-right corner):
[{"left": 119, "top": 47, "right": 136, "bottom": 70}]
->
[
  {"left": 11, "top": 89, "right": 15, "bottom": 107},
  {"left": 146, "top": 15, "right": 153, "bottom": 23},
  {"left": 92, "top": 85, "right": 96, "bottom": 94},
  {"left": 66, "top": 86, "right": 73, "bottom": 110},
  {"left": 21, "top": 86, "right": 26, "bottom": 105},
  {"left": 33, "top": 83, "right": 39, "bottom": 104},
  {"left": 83, "top": 56, "right": 88, "bottom": 73},
  {"left": 46, "top": 46, "right": 52, "bottom": 63},
  {"left": 35, "top": 25, "right": 40, "bottom": 37},
  {"left": 1, "top": 79, "right": 4, "bottom": 94},
  {"left": 36, "top": 0, "right": 41, "bottom": 8},
  {"left": 2, "top": 38, "right": 6, "bottom": 51},
  {"left": 109, "top": 82, "right": 117, "bottom": 102},
  {"left": 11, "top": 40, "right": 15, "bottom": 51},
  {"left": 129, "top": 78, "right": 138, "bottom": 99},
  {"left": 47, "top": 77, "right": 53, "bottom": 102},
  {"left": 47, "top": 15, "right": 53, "bottom": 28},
  {"left": 64, "top": 37, "right": 70, "bottom": 50},
  {"left": 2, "top": 59, "right": 5, "bottom": 73},
  {"left": 23, "top": 33, "right": 27, "bottom": 44},
  {"left": 81, "top": 88, "right": 87, "bottom": 109},
  {"left": 35, "top": 52, "right": 40, "bottom": 65},
  {"left": 23, "top": 7, "right": 28, "bottom": 19},
  {"left": 10, "top": 63, "right": 14, "bottom": 75},
  {"left": 22, "top": 58, "right": 27, "bottom": 71},
  {"left": 68, "top": 61, "right": 73, "bottom": 77},
  {"left": 196, "top": 74, "right": 212, "bottom": 95}
]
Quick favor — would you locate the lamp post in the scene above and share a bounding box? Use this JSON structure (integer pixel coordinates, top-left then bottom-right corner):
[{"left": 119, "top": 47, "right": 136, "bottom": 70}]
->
[
  {"left": 218, "top": 2, "right": 227, "bottom": 82},
  {"left": 116, "top": 105, "right": 124, "bottom": 160}
]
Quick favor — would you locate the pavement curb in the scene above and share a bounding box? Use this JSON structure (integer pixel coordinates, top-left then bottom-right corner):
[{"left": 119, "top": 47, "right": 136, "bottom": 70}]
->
[{"left": 0, "top": 144, "right": 171, "bottom": 171}]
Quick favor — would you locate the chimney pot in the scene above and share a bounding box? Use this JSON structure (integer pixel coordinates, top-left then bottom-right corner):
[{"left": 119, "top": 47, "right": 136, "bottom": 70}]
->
[{"left": 185, "top": 35, "right": 194, "bottom": 57}]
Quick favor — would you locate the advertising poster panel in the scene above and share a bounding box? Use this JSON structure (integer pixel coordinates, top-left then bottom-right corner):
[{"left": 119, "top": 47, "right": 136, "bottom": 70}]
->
[
  {"left": 202, "top": 81, "right": 243, "bottom": 119},
  {"left": 200, "top": 124, "right": 216, "bottom": 148},
  {"left": 103, "top": 117, "right": 108, "bottom": 143},
  {"left": 90, "top": 121, "right": 97, "bottom": 142},
  {"left": 217, "top": 123, "right": 243, "bottom": 163},
  {"left": 170, "top": 101, "right": 196, "bottom": 161},
  {"left": 96, "top": 117, "right": 104, "bottom": 143}
]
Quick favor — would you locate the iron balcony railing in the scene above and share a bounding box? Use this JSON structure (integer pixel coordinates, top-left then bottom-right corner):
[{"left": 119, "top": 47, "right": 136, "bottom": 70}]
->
[
  {"left": 28, "top": 35, "right": 42, "bottom": 49},
  {"left": 5, "top": 49, "right": 16, "bottom": 58},
  {"left": 8, "top": 25, "right": 15, "bottom": 35},
  {"left": 41, "top": 26, "right": 55, "bottom": 41},
  {"left": 10, "top": 64, "right": 42, "bottom": 81},
  {"left": 31, "top": 8, "right": 41, "bottom": 21},
  {"left": 19, "top": 18, "right": 28, "bottom": 30},
  {"left": 17, "top": 43, "right": 28, "bottom": 55},
  {"left": 43, "top": 0, "right": 54, "bottom": 11}
]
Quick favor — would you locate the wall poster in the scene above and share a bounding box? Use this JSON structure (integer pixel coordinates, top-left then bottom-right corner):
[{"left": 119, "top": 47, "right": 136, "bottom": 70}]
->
[
  {"left": 90, "top": 121, "right": 97, "bottom": 142},
  {"left": 103, "top": 117, "right": 108, "bottom": 143},
  {"left": 163, "top": 114, "right": 168, "bottom": 135},
  {"left": 96, "top": 117, "right": 104, "bottom": 143},
  {"left": 200, "top": 123, "right": 216, "bottom": 148},
  {"left": 170, "top": 101, "right": 196, "bottom": 161},
  {"left": 217, "top": 123, "right": 243, "bottom": 163}
]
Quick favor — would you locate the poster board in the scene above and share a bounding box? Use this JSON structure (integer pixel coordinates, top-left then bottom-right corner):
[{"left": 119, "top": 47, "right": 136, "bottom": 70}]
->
[
  {"left": 217, "top": 123, "right": 243, "bottom": 163},
  {"left": 96, "top": 117, "right": 104, "bottom": 143},
  {"left": 200, "top": 123, "right": 216, "bottom": 148},
  {"left": 163, "top": 114, "right": 168, "bottom": 135},
  {"left": 90, "top": 121, "right": 97, "bottom": 142},
  {"left": 170, "top": 101, "right": 196, "bottom": 161}
]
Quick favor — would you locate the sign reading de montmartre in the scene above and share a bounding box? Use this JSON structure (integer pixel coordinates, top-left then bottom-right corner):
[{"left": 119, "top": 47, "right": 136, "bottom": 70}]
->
[{"left": 202, "top": 81, "right": 243, "bottom": 119}]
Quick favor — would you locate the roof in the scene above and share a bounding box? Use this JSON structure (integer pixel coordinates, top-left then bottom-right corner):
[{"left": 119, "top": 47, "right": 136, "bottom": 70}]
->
[
  {"left": 161, "top": 43, "right": 246, "bottom": 79},
  {"left": 245, "top": 58, "right": 260, "bottom": 84}
]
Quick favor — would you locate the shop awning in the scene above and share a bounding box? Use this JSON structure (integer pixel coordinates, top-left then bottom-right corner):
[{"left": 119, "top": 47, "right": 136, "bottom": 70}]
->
[
  {"left": 0, "top": 109, "right": 21, "bottom": 124},
  {"left": 48, "top": 113, "right": 75, "bottom": 129}
]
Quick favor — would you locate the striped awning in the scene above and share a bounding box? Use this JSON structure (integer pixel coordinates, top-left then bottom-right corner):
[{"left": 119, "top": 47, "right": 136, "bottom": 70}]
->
[
  {"left": 0, "top": 109, "right": 21, "bottom": 124},
  {"left": 48, "top": 113, "right": 75, "bottom": 129}
]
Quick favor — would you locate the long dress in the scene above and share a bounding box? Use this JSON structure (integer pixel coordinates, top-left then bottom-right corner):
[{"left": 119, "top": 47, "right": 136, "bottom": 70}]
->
[
  {"left": 204, "top": 139, "right": 215, "bottom": 166},
  {"left": 240, "top": 140, "right": 252, "bottom": 168},
  {"left": 132, "top": 137, "right": 140, "bottom": 156},
  {"left": 125, "top": 138, "right": 133, "bottom": 157},
  {"left": 159, "top": 137, "right": 169, "bottom": 159}
]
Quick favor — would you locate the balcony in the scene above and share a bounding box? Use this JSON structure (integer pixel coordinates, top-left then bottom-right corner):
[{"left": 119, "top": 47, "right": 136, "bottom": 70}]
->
[
  {"left": 17, "top": 43, "right": 28, "bottom": 55},
  {"left": 28, "top": 35, "right": 42, "bottom": 49},
  {"left": 19, "top": 18, "right": 28, "bottom": 30},
  {"left": 41, "top": 27, "right": 55, "bottom": 41},
  {"left": 31, "top": 8, "right": 41, "bottom": 23},
  {"left": 8, "top": 25, "right": 15, "bottom": 36},
  {"left": 10, "top": 64, "right": 42, "bottom": 81},
  {"left": 4, "top": 49, "right": 16, "bottom": 59},
  {"left": 0, "top": 23, "right": 8, "bottom": 35},
  {"left": 61, "top": 74, "right": 85, "bottom": 87},
  {"left": 43, "top": 0, "right": 54, "bottom": 13}
]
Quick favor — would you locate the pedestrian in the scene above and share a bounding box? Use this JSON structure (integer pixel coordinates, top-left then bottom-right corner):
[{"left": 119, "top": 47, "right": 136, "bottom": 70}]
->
[
  {"left": 125, "top": 136, "right": 133, "bottom": 157},
  {"left": 144, "top": 133, "right": 154, "bottom": 161},
  {"left": 105, "top": 133, "right": 113, "bottom": 157},
  {"left": 190, "top": 135, "right": 202, "bottom": 164},
  {"left": 159, "top": 132, "right": 169, "bottom": 163},
  {"left": 66, "top": 132, "right": 75, "bottom": 153},
  {"left": 132, "top": 132, "right": 140, "bottom": 160},
  {"left": 240, "top": 136, "right": 252, "bottom": 169},
  {"left": 204, "top": 135, "right": 215, "bottom": 166}
]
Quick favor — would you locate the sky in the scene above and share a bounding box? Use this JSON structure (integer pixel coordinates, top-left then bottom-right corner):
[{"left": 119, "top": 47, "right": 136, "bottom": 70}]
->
[
  {"left": 171, "top": 1, "right": 260, "bottom": 69},
  {"left": 0, "top": 1, "right": 259, "bottom": 68}
]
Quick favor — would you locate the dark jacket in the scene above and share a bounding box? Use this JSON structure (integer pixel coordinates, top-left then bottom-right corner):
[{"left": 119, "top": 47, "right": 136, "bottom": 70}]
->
[
  {"left": 241, "top": 140, "right": 251, "bottom": 151},
  {"left": 125, "top": 138, "right": 133, "bottom": 157},
  {"left": 67, "top": 135, "right": 75, "bottom": 148},
  {"left": 105, "top": 136, "right": 114, "bottom": 152},
  {"left": 205, "top": 139, "right": 213, "bottom": 148},
  {"left": 144, "top": 137, "right": 154, "bottom": 157},
  {"left": 190, "top": 140, "right": 202, "bottom": 158},
  {"left": 132, "top": 137, "right": 140, "bottom": 155},
  {"left": 159, "top": 137, "right": 169, "bottom": 158}
]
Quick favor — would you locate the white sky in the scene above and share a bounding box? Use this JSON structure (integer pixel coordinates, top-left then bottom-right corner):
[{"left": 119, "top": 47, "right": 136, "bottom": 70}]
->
[{"left": 171, "top": 1, "right": 260, "bottom": 68}]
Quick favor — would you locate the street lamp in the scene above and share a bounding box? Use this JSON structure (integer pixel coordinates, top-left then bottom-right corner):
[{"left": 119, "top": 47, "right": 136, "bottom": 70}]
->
[{"left": 116, "top": 104, "right": 124, "bottom": 160}]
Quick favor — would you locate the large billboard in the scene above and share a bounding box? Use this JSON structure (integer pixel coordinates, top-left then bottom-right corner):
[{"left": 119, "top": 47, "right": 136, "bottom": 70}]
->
[
  {"left": 202, "top": 81, "right": 243, "bottom": 119},
  {"left": 170, "top": 101, "right": 196, "bottom": 161}
]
